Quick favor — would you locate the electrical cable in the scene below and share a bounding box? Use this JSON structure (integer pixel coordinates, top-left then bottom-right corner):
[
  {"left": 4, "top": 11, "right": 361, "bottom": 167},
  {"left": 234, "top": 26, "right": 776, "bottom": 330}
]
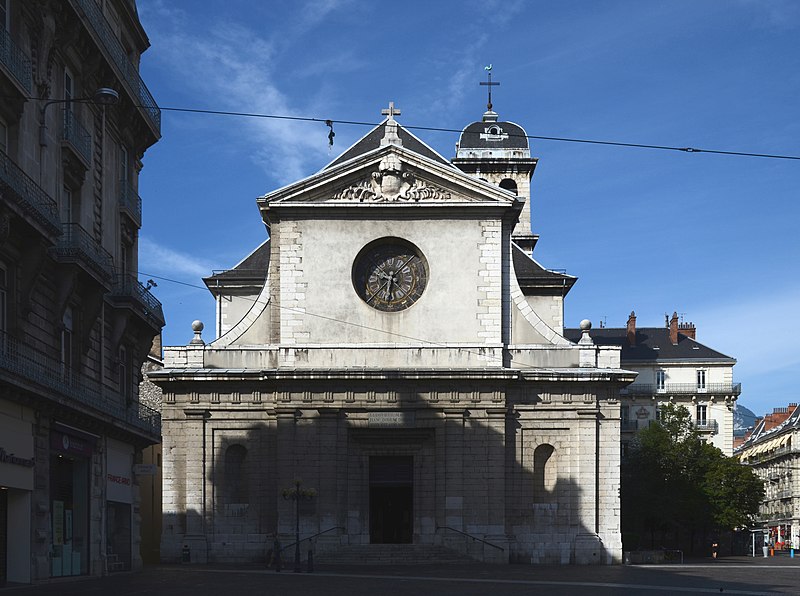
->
[{"left": 137, "top": 270, "right": 581, "bottom": 372}]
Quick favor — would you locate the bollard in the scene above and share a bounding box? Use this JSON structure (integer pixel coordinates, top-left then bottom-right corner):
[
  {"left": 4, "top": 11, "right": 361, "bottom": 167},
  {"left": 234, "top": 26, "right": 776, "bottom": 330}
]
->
[
  {"left": 791, "top": 549, "right": 795, "bottom": 559},
  {"left": 763, "top": 545, "right": 769, "bottom": 558},
  {"left": 181, "top": 544, "right": 191, "bottom": 564},
  {"left": 307, "top": 549, "right": 313, "bottom": 573}
]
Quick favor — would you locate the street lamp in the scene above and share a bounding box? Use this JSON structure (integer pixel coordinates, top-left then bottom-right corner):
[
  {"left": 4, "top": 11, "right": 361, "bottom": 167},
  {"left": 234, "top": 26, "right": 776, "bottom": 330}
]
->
[
  {"left": 282, "top": 479, "right": 316, "bottom": 573},
  {"left": 39, "top": 87, "right": 120, "bottom": 146}
]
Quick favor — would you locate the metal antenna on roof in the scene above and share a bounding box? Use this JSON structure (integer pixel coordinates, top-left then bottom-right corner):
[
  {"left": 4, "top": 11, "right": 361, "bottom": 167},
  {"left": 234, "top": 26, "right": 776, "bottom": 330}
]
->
[{"left": 480, "top": 65, "right": 500, "bottom": 111}]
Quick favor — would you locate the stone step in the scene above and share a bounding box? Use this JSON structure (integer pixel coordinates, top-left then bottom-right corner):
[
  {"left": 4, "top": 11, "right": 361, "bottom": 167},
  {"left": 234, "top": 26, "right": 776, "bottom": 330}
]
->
[{"left": 314, "top": 544, "right": 476, "bottom": 565}]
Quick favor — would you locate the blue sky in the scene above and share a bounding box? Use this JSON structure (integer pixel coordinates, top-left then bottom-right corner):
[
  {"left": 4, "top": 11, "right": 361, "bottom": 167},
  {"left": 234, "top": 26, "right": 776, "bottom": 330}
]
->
[{"left": 134, "top": 0, "right": 800, "bottom": 416}]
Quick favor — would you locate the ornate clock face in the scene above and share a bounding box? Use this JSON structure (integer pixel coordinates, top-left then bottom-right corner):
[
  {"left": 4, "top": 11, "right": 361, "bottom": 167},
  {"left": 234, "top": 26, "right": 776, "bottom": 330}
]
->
[{"left": 353, "top": 239, "right": 428, "bottom": 312}]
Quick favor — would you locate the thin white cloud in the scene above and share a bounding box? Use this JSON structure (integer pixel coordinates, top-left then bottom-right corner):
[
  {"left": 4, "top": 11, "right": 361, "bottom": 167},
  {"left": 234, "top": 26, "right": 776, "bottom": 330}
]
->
[
  {"left": 140, "top": 1, "right": 341, "bottom": 184},
  {"left": 139, "top": 236, "right": 214, "bottom": 279},
  {"left": 736, "top": 0, "right": 800, "bottom": 30}
]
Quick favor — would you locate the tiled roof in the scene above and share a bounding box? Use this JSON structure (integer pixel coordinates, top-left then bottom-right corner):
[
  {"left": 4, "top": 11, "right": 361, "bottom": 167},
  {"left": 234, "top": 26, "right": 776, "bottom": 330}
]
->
[
  {"left": 512, "top": 243, "right": 576, "bottom": 294},
  {"left": 562, "top": 326, "right": 735, "bottom": 362},
  {"left": 323, "top": 119, "right": 452, "bottom": 170},
  {"left": 203, "top": 240, "right": 269, "bottom": 286}
]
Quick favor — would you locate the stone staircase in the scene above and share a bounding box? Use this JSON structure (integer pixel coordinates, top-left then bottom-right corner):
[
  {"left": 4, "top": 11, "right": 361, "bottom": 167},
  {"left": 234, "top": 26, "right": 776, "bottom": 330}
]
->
[{"left": 314, "top": 544, "right": 476, "bottom": 565}]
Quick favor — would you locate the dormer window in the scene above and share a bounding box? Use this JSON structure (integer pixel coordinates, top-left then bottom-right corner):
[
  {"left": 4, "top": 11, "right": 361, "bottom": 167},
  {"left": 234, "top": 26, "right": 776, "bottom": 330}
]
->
[{"left": 480, "top": 125, "right": 509, "bottom": 142}]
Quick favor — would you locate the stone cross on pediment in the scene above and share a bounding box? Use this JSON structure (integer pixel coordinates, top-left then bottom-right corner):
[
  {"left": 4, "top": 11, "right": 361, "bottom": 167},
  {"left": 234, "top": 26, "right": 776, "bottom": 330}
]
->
[
  {"left": 380, "top": 101, "right": 402, "bottom": 147},
  {"left": 381, "top": 101, "right": 401, "bottom": 120}
]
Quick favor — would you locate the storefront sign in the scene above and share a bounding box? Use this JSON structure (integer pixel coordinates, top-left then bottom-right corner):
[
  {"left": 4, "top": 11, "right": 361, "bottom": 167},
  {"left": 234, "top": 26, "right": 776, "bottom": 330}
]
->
[
  {"left": 133, "top": 464, "right": 158, "bottom": 475},
  {"left": 0, "top": 447, "right": 34, "bottom": 467},
  {"left": 368, "top": 411, "right": 415, "bottom": 427},
  {"left": 107, "top": 444, "right": 134, "bottom": 504},
  {"left": 50, "top": 431, "right": 93, "bottom": 457}
]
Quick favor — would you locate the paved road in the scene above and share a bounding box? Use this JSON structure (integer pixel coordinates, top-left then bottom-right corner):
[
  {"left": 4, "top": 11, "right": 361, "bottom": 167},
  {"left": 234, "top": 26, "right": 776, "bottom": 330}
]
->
[{"left": 3, "top": 557, "right": 799, "bottom": 595}]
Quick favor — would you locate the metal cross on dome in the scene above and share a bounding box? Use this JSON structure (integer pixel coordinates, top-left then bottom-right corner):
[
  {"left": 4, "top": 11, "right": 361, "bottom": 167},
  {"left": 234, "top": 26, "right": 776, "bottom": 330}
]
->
[
  {"left": 480, "top": 65, "right": 500, "bottom": 111},
  {"left": 381, "top": 101, "right": 401, "bottom": 120}
]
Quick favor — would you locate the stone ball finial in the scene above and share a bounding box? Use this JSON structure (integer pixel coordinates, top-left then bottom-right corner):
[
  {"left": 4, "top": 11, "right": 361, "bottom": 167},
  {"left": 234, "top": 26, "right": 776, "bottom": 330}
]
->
[
  {"left": 579, "top": 319, "right": 592, "bottom": 331},
  {"left": 190, "top": 320, "right": 205, "bottom": 345}
]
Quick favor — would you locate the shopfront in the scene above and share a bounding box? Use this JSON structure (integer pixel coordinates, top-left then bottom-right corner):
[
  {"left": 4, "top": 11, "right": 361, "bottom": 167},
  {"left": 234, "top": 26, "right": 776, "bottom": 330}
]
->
[
  {"left": 49, "top": 426, "right": 95, "bottom": 577},
  {"left": 0, "top": 405, "right": 34, "bottom": 584},
  {"left": 106, "top": 440, "right": 134, "bottom": 572}
]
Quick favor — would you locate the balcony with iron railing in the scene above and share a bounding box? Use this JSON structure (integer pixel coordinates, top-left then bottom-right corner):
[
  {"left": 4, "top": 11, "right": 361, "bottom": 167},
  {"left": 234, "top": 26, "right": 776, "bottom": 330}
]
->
[
  {"left": 69, "top": 0, "right": 161, "bottom": 136},
  {"left": 62, "top": 108, "right": 92, "bottom": 166},
  {"left": 694, "top": 419, "right": 718, "bottom": 434},
  {"left": 621, "top": 419, "right": 639, "bottom": 432},
  {"left": 0, "top": 21, "right": 32, "bottom": 93},
  {"left": 0, "top": 330, "right": 160, "bottom": 437},
  {"left": 622, "top": 382, "right": 742, "bottom": 397},
  {"left": 50, "top": 223, "right": 114, "bottom": 283},
  {"left": 0, "top": 149, "right": 61, "bottom": 237},
  {"left": 109, "top": 274, "right": 165, "bottom": 330},
  {"left": 119, "top": 180, "right": 142, "bottom": 227}
]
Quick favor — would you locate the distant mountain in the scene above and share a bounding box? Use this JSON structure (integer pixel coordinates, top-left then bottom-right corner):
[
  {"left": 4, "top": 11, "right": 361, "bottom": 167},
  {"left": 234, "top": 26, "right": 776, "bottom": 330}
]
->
[{"left": 734, "top": 404, "right": 758, "bottom": 437}]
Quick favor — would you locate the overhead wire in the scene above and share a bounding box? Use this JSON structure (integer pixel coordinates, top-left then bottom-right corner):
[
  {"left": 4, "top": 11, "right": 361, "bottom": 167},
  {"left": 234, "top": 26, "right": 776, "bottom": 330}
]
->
[
  {"left": 138, "top": 270, "right": 578, "bottom": 373},
  {"left": 155, "top": 104, "right": 800, "bottom": 161}
]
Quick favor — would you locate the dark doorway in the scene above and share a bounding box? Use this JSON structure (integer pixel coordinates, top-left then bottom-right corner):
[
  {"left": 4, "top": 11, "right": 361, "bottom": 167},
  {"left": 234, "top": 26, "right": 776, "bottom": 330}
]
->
[{"left": 369, "top": 456, "right": 413, "bottom": 544}]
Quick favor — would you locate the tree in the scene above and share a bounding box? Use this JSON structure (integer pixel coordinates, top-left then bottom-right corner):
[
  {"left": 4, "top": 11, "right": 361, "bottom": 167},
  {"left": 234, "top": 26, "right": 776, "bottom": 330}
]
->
[{"left": 621, "top": 403, "right": 764, "bottom": 553}]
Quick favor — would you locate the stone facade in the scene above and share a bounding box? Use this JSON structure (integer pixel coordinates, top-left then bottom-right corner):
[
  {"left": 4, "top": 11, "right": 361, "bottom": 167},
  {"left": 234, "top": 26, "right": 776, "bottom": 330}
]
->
[
  {"left": 151, "top": 108, "right": 634, "bottom": 565},
  {"left": 737, "top": 404, "right": 800, "bottom": 550},
  {"left": 0, "top": 0, "right": 162, "bottom": 583}
]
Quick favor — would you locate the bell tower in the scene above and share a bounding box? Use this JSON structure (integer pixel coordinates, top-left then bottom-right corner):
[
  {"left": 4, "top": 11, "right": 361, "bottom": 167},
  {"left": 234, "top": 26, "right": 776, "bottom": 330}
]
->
[{"left": 451, "top": 70, "right": 538, "bottom": 254}]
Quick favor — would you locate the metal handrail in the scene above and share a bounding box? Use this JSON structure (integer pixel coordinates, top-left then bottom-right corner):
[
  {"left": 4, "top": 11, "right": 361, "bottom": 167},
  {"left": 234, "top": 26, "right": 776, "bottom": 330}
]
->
[
  {"left": 0, "top": 329, "right": 160, "bottom": 436},
  {"left": 694, "top": 419, "right": 719, "bottom": 433},
  {"left": 69, "top": 0, "right": 161, "bottom": 133},
  {"left": 111, "top": 274, "right": 165, "bottom": 328},
  {"left": 51, "top": 223, "right": 114, "bottom": 281},
  {"left": 0, "top": 149, "right": 61, "bottom": 235},
  {"left": 622, "top": 382, "right": 742, "bottom": 396},
  {"left": 62, "top": 108, "right": 92, "bottom": 164},
  {"left": 436, "top": 526, "right": 504, "bottom": 551},
  {"left": 0, "top": 22, "right": 32, "bottom": 92},
  {"left": 119, "top": 180, "right": 142, "bottom": 226},
  {"left": 279, "top": 526, "right": 344, "bottom": 553}
]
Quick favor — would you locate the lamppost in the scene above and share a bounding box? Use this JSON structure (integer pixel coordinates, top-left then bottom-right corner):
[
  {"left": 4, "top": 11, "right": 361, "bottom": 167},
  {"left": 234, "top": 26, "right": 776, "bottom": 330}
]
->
[
  {"left": 282, "top": 479, "right": 316, "bottom": 573},
  {"left": 39, "top": 87, "right": 119, "bottom": 146}
]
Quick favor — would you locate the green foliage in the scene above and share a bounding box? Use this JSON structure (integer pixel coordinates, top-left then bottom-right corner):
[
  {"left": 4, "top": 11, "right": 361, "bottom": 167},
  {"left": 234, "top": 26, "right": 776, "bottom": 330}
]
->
[{"left": 621, "top": 403, "right": 764, "bottom": 550}]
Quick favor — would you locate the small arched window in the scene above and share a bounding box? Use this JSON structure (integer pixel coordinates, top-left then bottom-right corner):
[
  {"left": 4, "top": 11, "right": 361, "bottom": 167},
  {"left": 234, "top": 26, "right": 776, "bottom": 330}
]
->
[
  {"left": 224, "top": 444, "right": 248, "bottom": 504},
  {"left": 533, "top": 444, "right": 555, "bottom": 503},
  {"left": 499, "top": 178, "right": 518, "bottom": 195}
]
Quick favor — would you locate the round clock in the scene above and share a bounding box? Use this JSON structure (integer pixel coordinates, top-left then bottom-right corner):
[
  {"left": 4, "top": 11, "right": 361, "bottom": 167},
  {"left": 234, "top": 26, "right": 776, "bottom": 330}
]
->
[{"left": 352, "top": 238, "right": 428, "bottom": 312}]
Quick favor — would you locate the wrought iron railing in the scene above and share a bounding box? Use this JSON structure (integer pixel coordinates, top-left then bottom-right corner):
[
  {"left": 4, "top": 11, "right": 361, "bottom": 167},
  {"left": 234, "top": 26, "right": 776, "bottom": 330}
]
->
[
  {"left": 694, "top": 419, "right": 718, "bottom": 433},
  {"left": 622, "top": 383, "right": 742, "bottom": 396},
  {"left": 62, "top": 108, "right": 92, "bottom": 164},
  {"left": 0, "top": 22, "right": 32, "bottom": 93},
  {"left": 119, "top": 180, "right": 142, "bottom": 226},
  {"left": 111, "top": 274, "right": 165, "bottom": 328},
  {"left": 0, "top": 149, "right": 61, "bottom": 235},
  {"left": 69, "top": 0, "right": 161, "bottom": 134},
  {"left": 621, "top": 419, "right": 639, "bottom": 432},
  {"left": 50, "top": 223, "right": 114, "bottom": 281},
  {"left": 0, "top": 329, "right": 160, "bottom": 436}
]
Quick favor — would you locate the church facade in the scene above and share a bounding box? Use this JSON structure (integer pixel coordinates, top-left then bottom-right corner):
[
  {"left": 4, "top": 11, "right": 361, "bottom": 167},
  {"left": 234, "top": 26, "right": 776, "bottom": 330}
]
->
[{"left": 150, "top": 104, "right": 635, "bottom": 565}]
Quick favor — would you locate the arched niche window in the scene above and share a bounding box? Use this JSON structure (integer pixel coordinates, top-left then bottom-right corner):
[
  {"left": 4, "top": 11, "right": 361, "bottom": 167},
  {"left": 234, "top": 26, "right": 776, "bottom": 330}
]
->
[
  {"left": 533, "top": 444, "right": 556, "bottom": 503},
  {"left": 499, "top": 178, "right": 518, "bottom": 195},
  {"left": 224, "top": 444, "right": 248, "bottom": 504}
]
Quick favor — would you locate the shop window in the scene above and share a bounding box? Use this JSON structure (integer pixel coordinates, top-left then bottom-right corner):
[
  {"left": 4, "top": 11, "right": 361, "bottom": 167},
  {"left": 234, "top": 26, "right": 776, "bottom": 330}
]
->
[
  {"left": 50, "top": 451, "right": 89, "bottom": 576},
  {"left": 0, "top": 0, "right": 8, "bottom": 32}
]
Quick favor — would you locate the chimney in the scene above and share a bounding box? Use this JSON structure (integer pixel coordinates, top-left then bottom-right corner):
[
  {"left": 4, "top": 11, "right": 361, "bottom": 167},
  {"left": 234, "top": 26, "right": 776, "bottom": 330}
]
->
[
  {"left": 669, "top": 311, "right": 679, "bottom": 345},
  {"left": 678, "top": 320, "right": 696, "bottom": 340},
  {"left": 626, "top": 311, "right": 636, "bottom": 346}
]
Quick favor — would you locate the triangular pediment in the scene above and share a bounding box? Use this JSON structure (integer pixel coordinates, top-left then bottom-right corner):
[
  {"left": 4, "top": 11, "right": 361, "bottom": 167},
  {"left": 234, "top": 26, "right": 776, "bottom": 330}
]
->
[{"left": 259, "top": 144, "right": 519, "bottom": 208}]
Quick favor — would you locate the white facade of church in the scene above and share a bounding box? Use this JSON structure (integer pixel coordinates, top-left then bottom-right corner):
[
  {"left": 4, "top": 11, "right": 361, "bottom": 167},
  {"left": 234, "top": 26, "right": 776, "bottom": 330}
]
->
[{"left": 150, "top": 106, "right": 635, "bottom": 565}]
